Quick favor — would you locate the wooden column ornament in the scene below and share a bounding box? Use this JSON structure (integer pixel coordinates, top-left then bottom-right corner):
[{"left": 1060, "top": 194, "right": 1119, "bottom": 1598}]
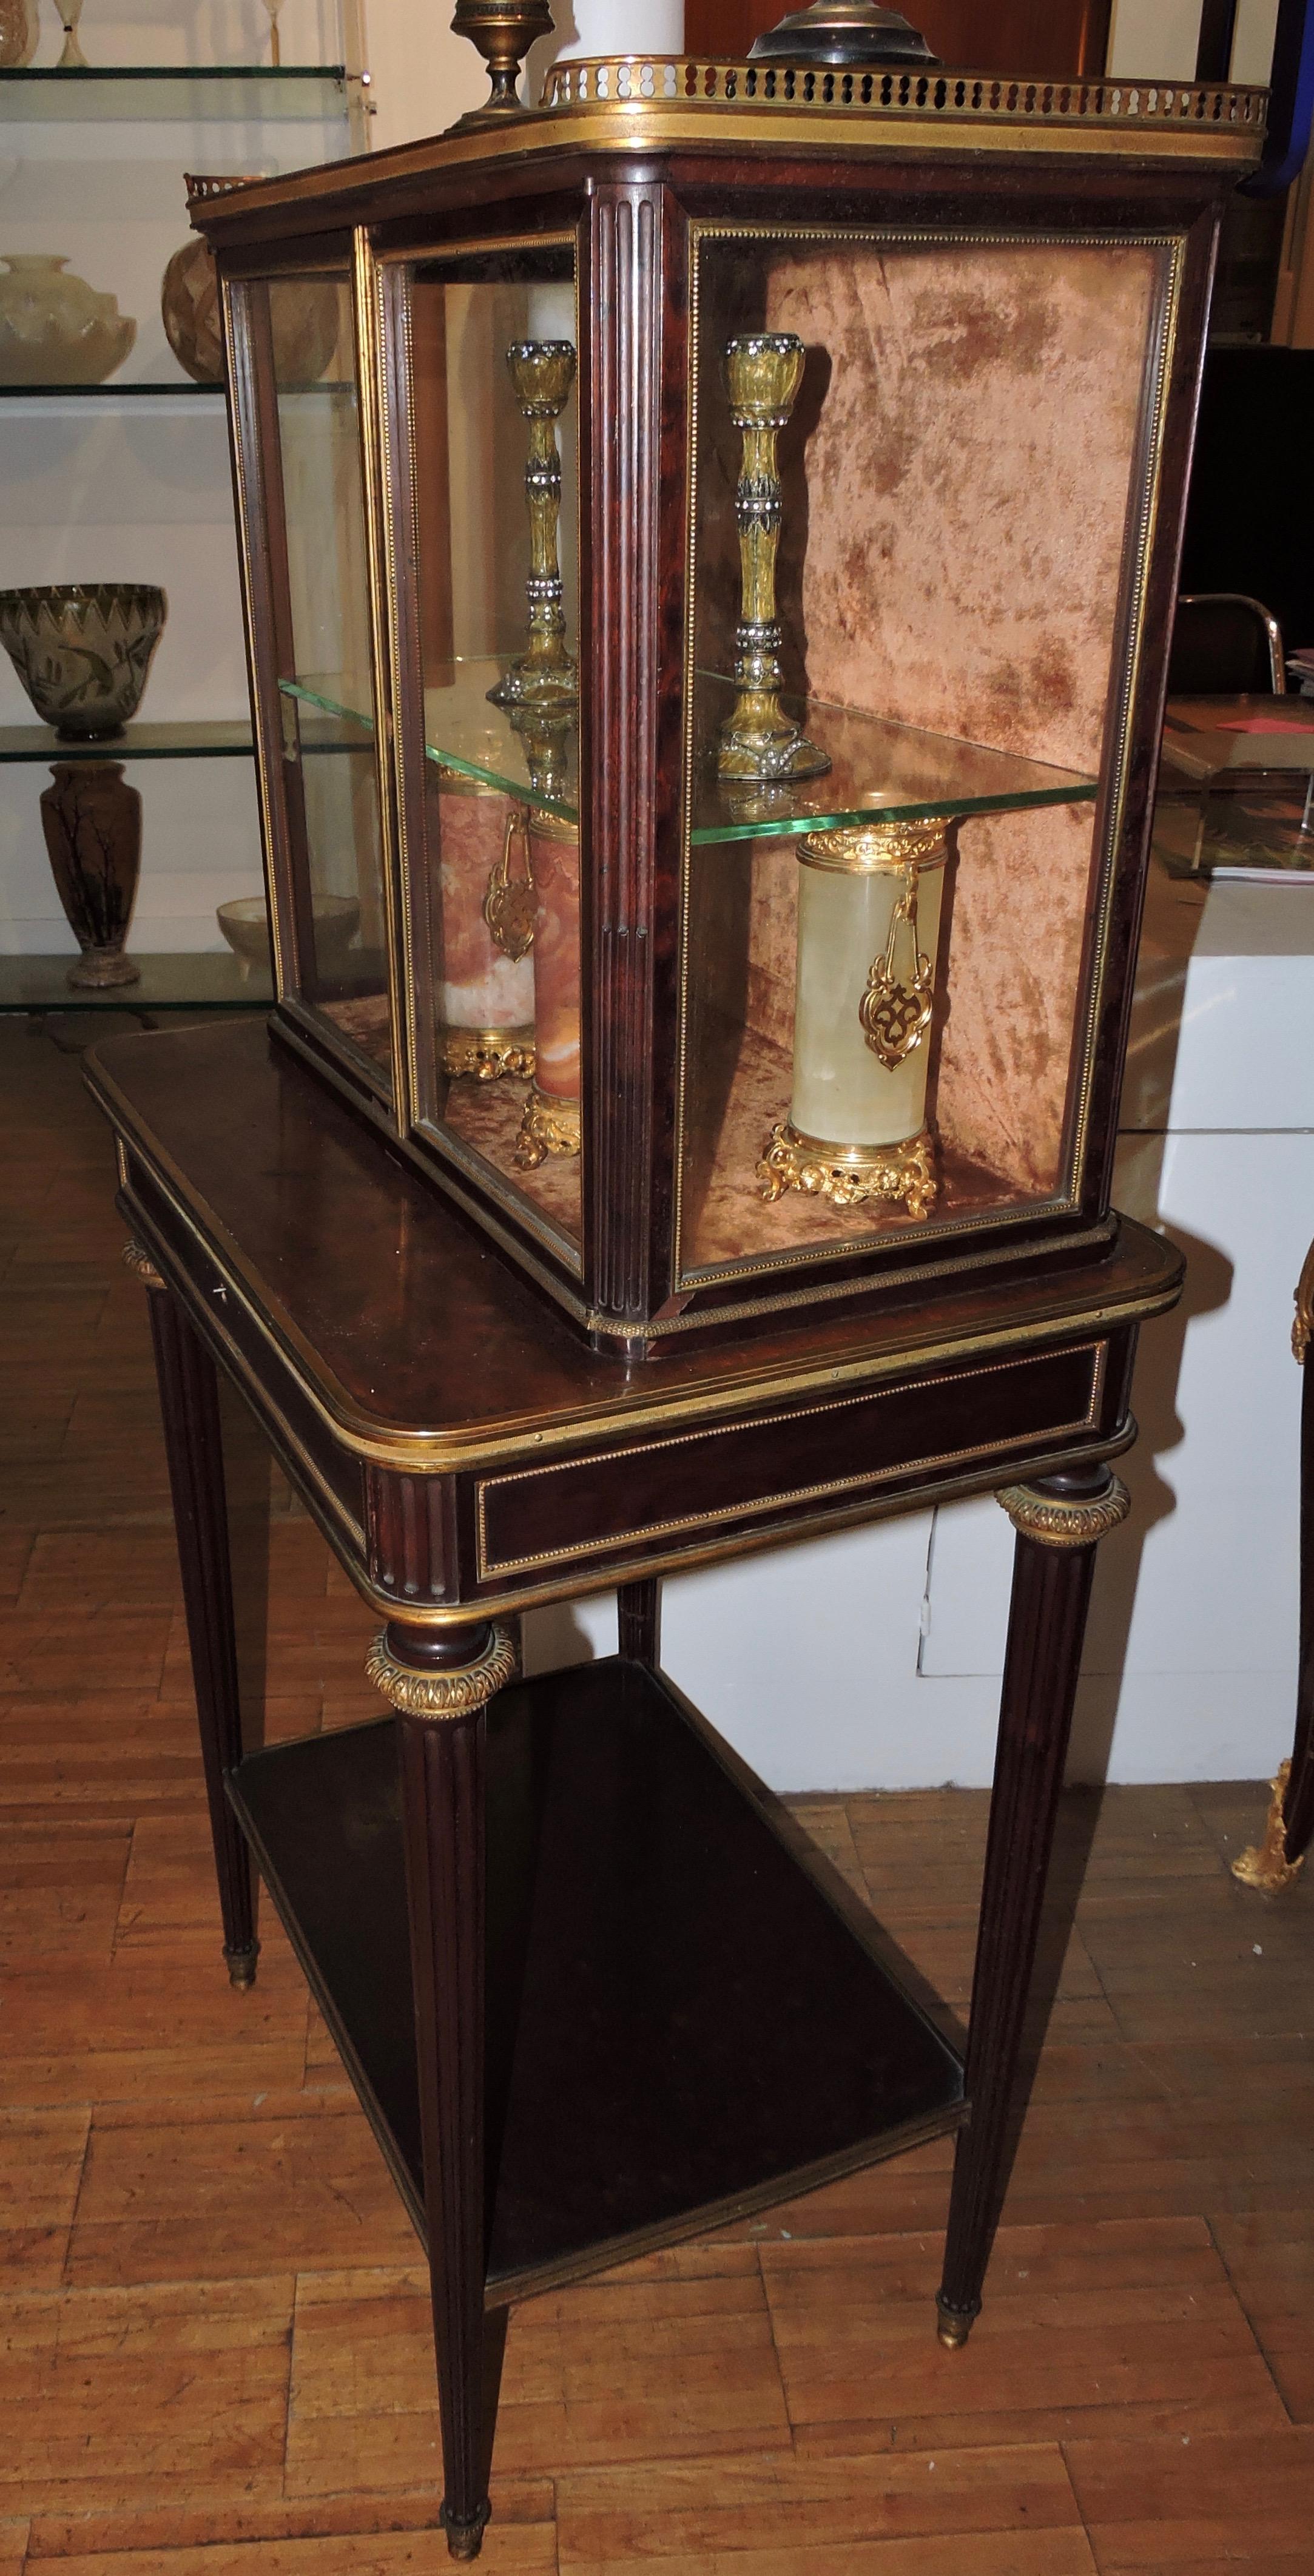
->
[
  {"left": 366, "top": 1617, "right": 517, "bottom": 2562},
  {"left": 125, "top": 1240, "right": 260, "bottom": 1989},
  {"left": 935, "top": 1460, "right": 1130, "bottom": 2349}
]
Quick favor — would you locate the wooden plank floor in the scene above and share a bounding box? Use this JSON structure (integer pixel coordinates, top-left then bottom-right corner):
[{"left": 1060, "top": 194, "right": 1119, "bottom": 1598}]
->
[{"left": 4, "top": 1011, "right": 1314, "bottom": 2574}]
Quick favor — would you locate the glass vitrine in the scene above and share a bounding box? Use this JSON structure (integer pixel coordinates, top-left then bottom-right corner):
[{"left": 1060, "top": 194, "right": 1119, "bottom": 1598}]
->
[{"left": 204, "top": 37, "right": 1265, "bottom": 1350}]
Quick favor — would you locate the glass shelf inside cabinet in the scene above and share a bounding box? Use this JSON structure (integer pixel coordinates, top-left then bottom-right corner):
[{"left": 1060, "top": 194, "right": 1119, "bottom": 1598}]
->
[
  {"left": 281, "top": 667, "right": 579, "bottom": 822},
  {"left": 689, "top": 679, "right": 1097, "bottom": 844},
  {"left": 285, "top": 670, "right": 1094, "bottom": 837},
  {"left": 0, "top": 67, "right": 347, "bottom": 122}
]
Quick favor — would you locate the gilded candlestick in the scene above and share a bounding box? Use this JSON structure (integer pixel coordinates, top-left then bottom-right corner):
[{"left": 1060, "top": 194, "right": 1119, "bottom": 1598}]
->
[
  {"left": 718, "top": 333, "right": 829, "bottom": 784},
  {"left": 488, "top": 340, "right": 578, "bottom": 713}
]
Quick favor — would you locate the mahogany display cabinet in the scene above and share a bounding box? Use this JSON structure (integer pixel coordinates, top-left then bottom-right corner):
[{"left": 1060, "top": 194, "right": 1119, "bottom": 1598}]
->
[
  {"left": 194, "top": 12, "right": 1264, "bottom": 1357},
  {"left": 87, "top": 6, "right": 1265, "bottom": 2561}
]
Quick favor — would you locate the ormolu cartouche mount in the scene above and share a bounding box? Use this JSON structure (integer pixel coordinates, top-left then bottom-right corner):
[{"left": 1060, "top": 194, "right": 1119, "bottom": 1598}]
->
[
  {"left": 450, "top": 0, "right": 554, "bottom": 121},
  {"left": 717, "top": 334, "right": 830, "bottom": 785},
  {"left": 480, "top": 706, "right": 574, "bottom": 964},
  {"left": 487, "top": 339, "right": 579, "bottom": 714}
]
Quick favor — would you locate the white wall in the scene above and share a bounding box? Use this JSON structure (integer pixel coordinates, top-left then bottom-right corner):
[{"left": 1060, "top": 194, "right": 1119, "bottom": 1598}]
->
[{"left": 1107, "top": 0, "right": 1279, "bottom": 80}]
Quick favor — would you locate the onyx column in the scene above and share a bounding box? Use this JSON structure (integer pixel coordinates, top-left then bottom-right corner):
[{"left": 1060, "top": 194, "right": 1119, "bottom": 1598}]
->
[
  {"left": 935, "top": 1460, "right": 1130, "bottom": 2347},
  {"left": 366, "top": 1616, "right": 518, "bottom": 2562},
  {"left": 126, "top": 1239, "right": 258, "bottom": 1989}
]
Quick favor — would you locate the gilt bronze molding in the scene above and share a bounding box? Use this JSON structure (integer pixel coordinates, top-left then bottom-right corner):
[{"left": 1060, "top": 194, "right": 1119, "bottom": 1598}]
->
[
  {"left": 997, "top": 1475, "right": 1131, "bottom": 1548},
  {"left": 515, "top": 1083, "right": 582, "bottom": 1168},
  {"left": 122, "top": 1238, "right": 166, "bottom": 1292},
  {"left": 366, "top": 1621, "right": 517, "bottom": 1721},
  {"left": 758, "top": 1121, "right": 935, "bottom": 1218},
  {"left": 1232, "top": 1759, "right": 1305, "bottom": 1892}
]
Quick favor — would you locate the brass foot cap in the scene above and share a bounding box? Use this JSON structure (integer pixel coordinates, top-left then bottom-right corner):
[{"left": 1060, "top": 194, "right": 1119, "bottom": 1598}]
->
[
  {"left": 935, "top": 2300, "right": 978, "bottom": 2350},
  {"left": 441, "top": 2501, "right": 491, "bottom": 2561},
  {"left": 224, "top": 1943, "right": 260, "bottom": 1992}
]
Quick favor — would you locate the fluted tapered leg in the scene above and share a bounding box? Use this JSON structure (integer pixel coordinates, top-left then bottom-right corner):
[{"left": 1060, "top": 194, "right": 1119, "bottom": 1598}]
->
[
  {"left": 936, "top": 1462, "right": 1130, "bottom": 2347},
  {"left": 130, "top": 1242, "right": 258, "bottom": 1989},
  {"left": 369, "top": 1618, "right": 518, "bottom": 2561}
]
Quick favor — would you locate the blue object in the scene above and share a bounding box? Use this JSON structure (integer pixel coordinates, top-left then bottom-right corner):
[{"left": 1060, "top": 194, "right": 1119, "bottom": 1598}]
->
[{"left": 1242, "top": 0, "right": 1314, "bottom": 195}]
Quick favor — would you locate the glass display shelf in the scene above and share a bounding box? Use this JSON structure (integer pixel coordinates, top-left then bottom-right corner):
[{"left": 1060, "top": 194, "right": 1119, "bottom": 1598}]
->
[
  {"left": 0, "top": 713, "right": 368, "bottom": 763},
  {"left": 284, "top": 666, "right": 1097, "bottom": 840},
  {"left": 0, "top": 382, "right": 226, "bottom": 400},
  {"left": 0, "top": 67, "right": 348, "bottom": 123},
  {"left": 0, "top": 951, "right": 272, "bottom": 1011}
]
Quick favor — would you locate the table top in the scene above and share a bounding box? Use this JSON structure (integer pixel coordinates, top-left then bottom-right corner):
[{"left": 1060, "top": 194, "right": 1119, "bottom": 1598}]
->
[
  {"left": 87, "top": 1020, "right": 1183, "bottom": 1472},
  {"left": 1161, "top": 693, "right": 1314, "bottom": 781}
]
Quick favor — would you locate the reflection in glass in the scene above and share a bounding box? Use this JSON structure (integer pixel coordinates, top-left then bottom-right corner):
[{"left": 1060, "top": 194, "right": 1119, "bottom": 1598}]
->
[
  {"left": 403, "top": 248, "right": 582, "bottom": 1252},
  {"left": 267, "top": 274, "right": 391, "bottom": 1090}
]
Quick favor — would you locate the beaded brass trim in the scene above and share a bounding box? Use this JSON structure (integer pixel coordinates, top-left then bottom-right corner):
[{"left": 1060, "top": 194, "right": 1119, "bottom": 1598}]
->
[
  {"left": 365, "top": 1622, "right": 517, "bottom": 1721},
  {"left": 122, "top": 1238, "right": 166, "bottom": 1292},
  {"left": 1294, "top": 1242, "right": 1314, "bottom": 1363},
  {"left": 997, "top": 1474, "right": 1130, "bottom": 1547},
  {"left": 440, "top": 1024, "right": 536, "bottom": 1082},
  {"left": 758, "top": 1121, "right": 935, "bottom": 1219},
  {"left": 1232, "top": 1759, "right": 1304, "bottom": 1893}
]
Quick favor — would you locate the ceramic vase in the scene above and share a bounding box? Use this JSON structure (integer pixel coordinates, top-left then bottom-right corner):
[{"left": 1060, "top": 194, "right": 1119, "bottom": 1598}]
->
[
  {"left": 161, "top": 232, "right": 337, "bottom": 387},
  {"left": 0, "top": 584, "right": 166, "bottom": 739},
  {"left": 40, "top": 760, "right": 141, "bottom": 988},
  {"left": 0, "top": 255, "right": 135, "bottom": 386},
  {"left": 0, "top": 1, "right": 40, "bottom": 66}
]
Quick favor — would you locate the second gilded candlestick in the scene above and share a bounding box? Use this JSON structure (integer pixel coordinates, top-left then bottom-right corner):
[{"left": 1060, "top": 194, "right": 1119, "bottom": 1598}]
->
[{"left": 488, "top": 338, "right": 578, "bottom": 713}]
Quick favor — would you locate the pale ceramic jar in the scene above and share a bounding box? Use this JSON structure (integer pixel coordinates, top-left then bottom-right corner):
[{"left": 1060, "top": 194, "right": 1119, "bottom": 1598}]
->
[
  {"left": 554, "top": 1, "right": 684, "bottom": 53},
  {"left": 0, "top": 1, "right": 40, "bottom": 66},
  {"left": 0, "top": 255, "right": 135, "bottom": 385}
]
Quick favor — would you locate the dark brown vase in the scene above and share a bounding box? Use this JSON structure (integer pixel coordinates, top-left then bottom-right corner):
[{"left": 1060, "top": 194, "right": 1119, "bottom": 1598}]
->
[{"left": 39, "top": 760, "right": 141, "bottom": 988}]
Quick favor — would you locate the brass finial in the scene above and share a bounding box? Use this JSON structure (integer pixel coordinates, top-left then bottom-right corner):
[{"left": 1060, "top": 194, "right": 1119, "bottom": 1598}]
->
[
  {"left": 749, "top": 2, "right": 938, "bottom": 65},
  {"left": 451, "top": 1, "right": 555, "bottom": 120}
]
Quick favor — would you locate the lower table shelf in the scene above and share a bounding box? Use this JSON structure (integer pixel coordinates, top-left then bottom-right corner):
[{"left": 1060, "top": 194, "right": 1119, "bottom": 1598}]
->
[{"left": 229, "top": 1656, "right": 965, "bottom": 2308}]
